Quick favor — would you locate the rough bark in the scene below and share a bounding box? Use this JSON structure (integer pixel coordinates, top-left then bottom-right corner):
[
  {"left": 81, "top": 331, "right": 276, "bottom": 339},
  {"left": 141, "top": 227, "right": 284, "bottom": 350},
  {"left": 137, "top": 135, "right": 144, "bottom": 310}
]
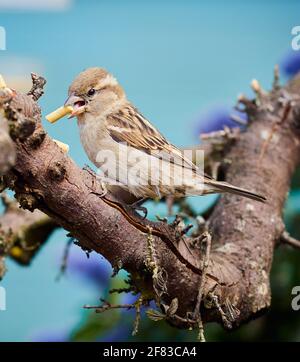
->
[
  {"left": 0, "top": 194, "right": 58, "bottom": 279},
  {"left": 0, "top": 88, "right": 15, "bottom": 175},
  {"left": 1, "top": 73, "right": 300, "bottom": 331}
]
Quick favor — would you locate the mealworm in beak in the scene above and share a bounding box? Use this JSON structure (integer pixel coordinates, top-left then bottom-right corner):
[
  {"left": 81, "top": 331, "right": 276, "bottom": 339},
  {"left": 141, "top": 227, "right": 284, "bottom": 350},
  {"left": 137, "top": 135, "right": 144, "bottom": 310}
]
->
[{"left": 46, "top": 106, "right": 73, "bottom": 123}]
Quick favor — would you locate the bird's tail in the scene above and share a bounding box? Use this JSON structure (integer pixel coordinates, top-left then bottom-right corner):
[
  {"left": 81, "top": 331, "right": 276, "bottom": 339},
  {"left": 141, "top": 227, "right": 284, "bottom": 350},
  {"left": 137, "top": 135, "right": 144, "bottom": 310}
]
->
[{"left": 205, "top": 180, "right": 266, "bottom": 203}]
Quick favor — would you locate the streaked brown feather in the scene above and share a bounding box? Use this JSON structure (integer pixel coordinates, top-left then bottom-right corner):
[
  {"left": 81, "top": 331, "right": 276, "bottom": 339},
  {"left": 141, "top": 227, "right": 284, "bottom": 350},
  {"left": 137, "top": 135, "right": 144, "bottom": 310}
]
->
[
  {"left": 105, "top": 107, "right": 265, "bottom": 202},
  {"left": 106, "top": 104, "right": 204, "bottom": 175}
]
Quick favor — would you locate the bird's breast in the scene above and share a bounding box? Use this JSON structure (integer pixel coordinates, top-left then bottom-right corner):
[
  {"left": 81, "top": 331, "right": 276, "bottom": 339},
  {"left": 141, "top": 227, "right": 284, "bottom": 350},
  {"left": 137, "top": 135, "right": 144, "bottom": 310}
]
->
[{"left": 78, "top": 116, "right": 108, "bottom": 166}]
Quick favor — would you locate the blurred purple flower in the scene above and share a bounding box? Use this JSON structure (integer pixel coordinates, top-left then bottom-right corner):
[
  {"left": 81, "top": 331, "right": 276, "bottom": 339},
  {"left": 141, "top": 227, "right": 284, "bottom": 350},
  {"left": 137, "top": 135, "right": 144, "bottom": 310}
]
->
[
  {"left": 194, "top": 106, "right": 246, "bottom": 136},
  {"left": 63, "top": 245, "right": 112, "bottom": 287},
  {"left": 280, "top": 51, "right": 300, "bottom": 78},
  {"left": 120, "top": 292, "right": 139, "bottom": 305}
]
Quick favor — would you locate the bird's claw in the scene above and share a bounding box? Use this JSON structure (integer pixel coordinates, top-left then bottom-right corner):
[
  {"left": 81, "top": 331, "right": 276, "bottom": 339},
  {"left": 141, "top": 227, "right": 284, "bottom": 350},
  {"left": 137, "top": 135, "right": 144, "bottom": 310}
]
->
[
  {"left": 83, "top": 164, "right": 96, "bottom": 175},
  {"left": 130, "top": 205, "right": 148, "bottom": 219},
  {"left": 129, "top": 198, "right": 148, "bottom": 219},
  {"left": 83, "top": 164, "right": 108, "bottom": 198}
]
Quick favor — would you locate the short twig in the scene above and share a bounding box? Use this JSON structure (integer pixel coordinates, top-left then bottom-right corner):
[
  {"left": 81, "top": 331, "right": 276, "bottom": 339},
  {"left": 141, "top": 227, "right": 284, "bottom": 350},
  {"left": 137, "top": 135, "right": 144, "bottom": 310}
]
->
[
  {"left": 192, "top": 232, "right": 212, "bottom": 320},
  {"left": 201, "top": 126, "right": 240, "bottom": 141},
  {"left": 84, "top": 299, "right": 135, "bottom": 313},
  {"left": 236, "top": 94, "right": 256, "bottom": 112},
  {"left": 273, "top": 65, "right": 280, "bottom": 91},
  {"left": 146, "top": 226, "right": 168, "bottom": 299},
  {"left": 132, "top": 296, "right": 143, "bottom": 336},
  {"left": 224, "top": 298, "right": 240, "bottom": 322},
  {"left": 230, "top": 113, "right": 247, "bottom": 126},
  {"left": 145, "top": 226, "right": 157, "bottom": 276},
  {"left": 56, "top": 238, "right": 73, "bottom": 281},
  {"left": 190, "top": 232, "right": 212, "bottom": 341},
  {"left": 180, "top": 224, "right": 193, "bottom": 236},
  {"left": 280, "top": 230, "right": 300, "bottom": 249},
  {"left": 251, "top": 79, "right": 266, "bottom": 101},
  {"left": 27, "top": 73, "right": 46, "bottom": 101},
  {"left": 155, "top": 215, "right": 168, "bottom": 223},
  {"left": 172, "top": 217, "right": 195, "bottom": 257},
  {"left": 197, "top": 318, "right": 205, "bottom": 342},
  {"left": 85, "top": 295, "right": 144, "bottom": 336}
]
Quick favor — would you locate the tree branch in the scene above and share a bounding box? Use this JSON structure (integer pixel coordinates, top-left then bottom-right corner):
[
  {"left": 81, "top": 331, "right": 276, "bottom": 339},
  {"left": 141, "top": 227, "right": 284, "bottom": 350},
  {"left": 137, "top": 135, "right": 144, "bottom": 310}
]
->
[
  {"left": 280, "top": 230, "right": 300, "bottom": 249},
  {"left": 0, "top": 193, "right": 58, "bottom": 279},
  {"left": 0, "top": 88, "right": 16, "bottom": 175},
  {"left": 0, "top": 73, "right": 300, "bottom": 333}
]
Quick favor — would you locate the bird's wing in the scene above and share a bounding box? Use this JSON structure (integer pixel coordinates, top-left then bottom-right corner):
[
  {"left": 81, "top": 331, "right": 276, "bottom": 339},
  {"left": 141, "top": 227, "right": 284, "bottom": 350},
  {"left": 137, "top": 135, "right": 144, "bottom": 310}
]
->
[
  {"left": 106, "top": 104, "right": 207, "bottom": 175},
  {"left": 106, "top": 105, "right": 266, "bottom": 202}
]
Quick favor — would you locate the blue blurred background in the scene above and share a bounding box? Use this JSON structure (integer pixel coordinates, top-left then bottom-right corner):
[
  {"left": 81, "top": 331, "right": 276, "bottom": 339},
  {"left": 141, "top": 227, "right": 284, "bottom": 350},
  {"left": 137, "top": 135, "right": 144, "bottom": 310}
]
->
[{"left": 0, "top": 0, "right": 300, "bottom": 341}]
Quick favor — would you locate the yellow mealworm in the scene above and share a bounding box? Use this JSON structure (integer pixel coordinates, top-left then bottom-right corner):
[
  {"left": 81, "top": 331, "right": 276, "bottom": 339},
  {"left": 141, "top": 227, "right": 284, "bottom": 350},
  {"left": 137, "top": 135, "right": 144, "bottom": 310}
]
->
[{"left": 46, "top": 106, "right": 73, "bottom": 123}]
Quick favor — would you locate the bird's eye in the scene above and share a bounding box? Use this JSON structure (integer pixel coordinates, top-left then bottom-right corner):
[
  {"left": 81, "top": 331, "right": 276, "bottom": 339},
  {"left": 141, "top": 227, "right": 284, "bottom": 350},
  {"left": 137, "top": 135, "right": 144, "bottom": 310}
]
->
[{"left": 87, "top": 88, "right": 96, "bottom": 96}]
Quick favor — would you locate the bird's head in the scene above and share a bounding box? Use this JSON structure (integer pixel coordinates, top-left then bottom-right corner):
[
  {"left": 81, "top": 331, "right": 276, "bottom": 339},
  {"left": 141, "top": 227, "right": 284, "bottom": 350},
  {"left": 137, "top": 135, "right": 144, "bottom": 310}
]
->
[{"left": 64, "top": 67, "right": 125, "bottom": 121}]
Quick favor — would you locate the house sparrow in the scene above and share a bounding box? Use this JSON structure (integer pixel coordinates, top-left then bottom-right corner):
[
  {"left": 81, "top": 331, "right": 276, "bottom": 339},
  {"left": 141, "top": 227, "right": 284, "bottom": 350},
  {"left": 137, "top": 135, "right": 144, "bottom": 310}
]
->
[{"left": 63, "top": 67, "right": 266, "bottom": 203}]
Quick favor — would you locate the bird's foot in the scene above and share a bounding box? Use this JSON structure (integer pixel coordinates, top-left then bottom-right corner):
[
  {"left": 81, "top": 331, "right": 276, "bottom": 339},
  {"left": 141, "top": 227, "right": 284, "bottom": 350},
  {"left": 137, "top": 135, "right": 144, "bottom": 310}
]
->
[
  {"left": 83, "top": 164, "right": 108, "bottom": 198},
  {"left": 83, "top": 164, "right": 96, "bottom": 175},
  {"left": 129, "top": 198, "right": 148, "bottom": 219}
]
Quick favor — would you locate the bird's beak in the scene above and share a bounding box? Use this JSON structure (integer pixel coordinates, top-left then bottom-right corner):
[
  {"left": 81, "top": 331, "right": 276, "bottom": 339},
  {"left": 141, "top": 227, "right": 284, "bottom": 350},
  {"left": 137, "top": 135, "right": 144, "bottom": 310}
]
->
[{"left": 64, "top": 94, "right": 86, "bottom": 118}]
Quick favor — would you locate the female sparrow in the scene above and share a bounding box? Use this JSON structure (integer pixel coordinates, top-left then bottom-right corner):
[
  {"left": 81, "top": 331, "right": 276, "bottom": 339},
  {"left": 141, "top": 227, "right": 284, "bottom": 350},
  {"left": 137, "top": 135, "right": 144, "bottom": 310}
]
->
[{"left": 63, "top": 67, "right": 265, "bottom": 203}]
